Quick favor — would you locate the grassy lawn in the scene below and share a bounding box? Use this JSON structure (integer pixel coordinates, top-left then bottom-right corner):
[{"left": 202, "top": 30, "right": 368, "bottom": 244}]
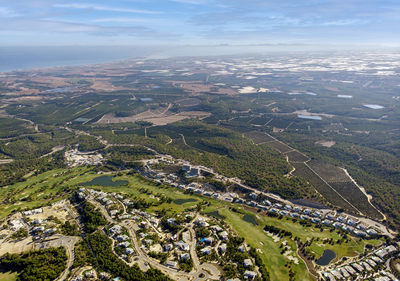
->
[{"left": 0, "top": 167, "right": 94, "bottom": 219}]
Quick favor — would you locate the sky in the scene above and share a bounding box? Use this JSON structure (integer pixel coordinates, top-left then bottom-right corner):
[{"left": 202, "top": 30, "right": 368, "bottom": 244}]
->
[{"left": 1, "top": 0, "right": 400, "bottom": 48}]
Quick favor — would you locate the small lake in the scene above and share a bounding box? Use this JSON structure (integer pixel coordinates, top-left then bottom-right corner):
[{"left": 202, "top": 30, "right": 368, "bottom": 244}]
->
[
  {"left": 297, "top": 114, "right": 322, "bottom": 120},
  {"left": 206, "top": 210, "right": 226, "bottom": 220},
  {"left": 242, "top": 214, "right": 258, "bottom": 226},
  {"left": 173, "top": 198, "right": 198, "bottom": 205},
  {"left": 363, "top": 104, "right": 384, "bottom": 109},
  {"left": 80, "top": 175, "right": 128, "bottom": 187},
  {"left": 315, "top": 249, "right": 336, "bottom": 266}
]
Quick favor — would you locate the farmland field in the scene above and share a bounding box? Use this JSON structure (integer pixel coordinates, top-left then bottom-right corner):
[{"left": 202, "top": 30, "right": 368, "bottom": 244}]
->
[
  {"left": 285, "top": 150, "right": 310, "bottom": 163},
  {"left": 244, "top": 130, "right": 276, "bottom": 144},
  {"left": 292, "top": 163, "right": 359, "bottom": 214},
  {"left": 307, "top": 160, "right": 352, "bottom": 183},
  {"left": 265, "top": 140, "right": 294, "bottom": 153}
]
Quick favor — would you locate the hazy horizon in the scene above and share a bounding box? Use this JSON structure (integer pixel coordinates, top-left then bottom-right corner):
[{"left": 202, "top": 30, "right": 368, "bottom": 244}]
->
[{"left": 1, "top": 0, "right": 400, "bottom": 47}]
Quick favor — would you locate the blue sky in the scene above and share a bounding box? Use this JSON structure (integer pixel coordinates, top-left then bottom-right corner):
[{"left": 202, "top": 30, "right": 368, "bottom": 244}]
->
[{"left": 0, "top": 0, "right": 399, "bottom": 47}]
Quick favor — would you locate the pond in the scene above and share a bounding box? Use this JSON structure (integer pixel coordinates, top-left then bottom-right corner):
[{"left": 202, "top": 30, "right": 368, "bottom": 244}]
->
[
  {"left": 242, "top": 214, "right": 258, "bottom": 226},
  {"left": 206, "top": 210, "right": 226, "bottom": 220},
  {"left": 315, "top": 249, "right": 336, "bottom": 266},
  {"left": 80, "top": 175, "right": 128, "bottom": 187},
  {"left": 173, "top": 198, "right": 198, "bottom": 205}
]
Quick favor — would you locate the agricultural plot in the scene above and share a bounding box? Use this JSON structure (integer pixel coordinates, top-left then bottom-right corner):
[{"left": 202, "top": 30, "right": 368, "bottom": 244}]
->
[
  {"left": 285, "top": 150, "right": 310, "bottom": 163},
  {"left": 307, "top": 160, "right": 351, "bottom": 183},
  {"left": 244, "top": 130, "right": 276, "bottom": 144},
  {"left": 292, "top": 163, "right": 359, "bottom": 215},
  {"left": 264, "top": 141, "right": 294, "bottom": 153},
  {"left": 330, "top": 182, "right": 382, "bottom": 219}
]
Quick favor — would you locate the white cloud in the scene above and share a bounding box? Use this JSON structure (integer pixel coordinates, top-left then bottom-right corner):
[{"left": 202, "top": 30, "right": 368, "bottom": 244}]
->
[
  {"left": 53, "top": 3, "right": 161, "bottom": 14},
  {"left": 0, "top": 7, "right": 20, "bottom": 18}
]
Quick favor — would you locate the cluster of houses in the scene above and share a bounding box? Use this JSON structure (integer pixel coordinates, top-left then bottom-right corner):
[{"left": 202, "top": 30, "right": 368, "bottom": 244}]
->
[
  {"left": 9, "top": 207, "right": 58, "bottom": 240},
  {"left": 141, "top": 161, "right": 381, "bottom": 239},
  {"left": 81, "top": 186, "right": 260, "bottom": 280},
  {"left": 193, "top": 217, "right": 259, "bottom": 280},
  {"left": 322, "top": 245, "right": 398, "bottom": 281},
  {"left": 108, "top": 224, "right": 135, "bottom": 258}
]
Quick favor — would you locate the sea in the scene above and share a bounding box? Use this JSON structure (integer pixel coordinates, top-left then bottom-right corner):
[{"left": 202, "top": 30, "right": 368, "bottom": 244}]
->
[
  {"left": 0, "top": 45, "right": 328, "bottom": 72},
  {"left": 0, "top": 46, "right": 162, "bottom": 72}
]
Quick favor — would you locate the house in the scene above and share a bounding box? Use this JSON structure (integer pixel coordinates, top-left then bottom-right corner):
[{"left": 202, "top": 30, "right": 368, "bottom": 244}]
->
[
  {"left": 263, "top": 200, "right": 272, "bottom": 206},
  {"left": 109, "top": 225, "right": 122, "bottom": 235},
  {"left": 32, "top": 226, "right": 45, "bottom": 233},
  {"left": 351, "top": 263, "right": 364, "bottom": 272},
  {"left": 366, "top": 258, "right": 377, "bottom": 267},
  {"left": 322, "top": 219, "right": 332, "bottom": 226},
  {"left": 116, "top": 235, "right": 129, "bottom": 242},
  {"left": 186, "top": 168, "right": 200, "bottom": 178},
  {"left": 203, "top": 237, "right": 214, "bottom": 245},
  {"left": 360, "top": 261, "right": 372, "bottom": 271},
  {"left": 10, "top": 219, "right": 24, "bottom": 231},
  {"left": 200, "top": 247, "right": 212, "bottom": 255},
  {"left": 44, "top": 228, "right": 56, "bottom": 235},
  {"left": 338, "top": 267, "right": 350, "bottom": 278},
  {"left": 125, "top": 248, "right": 134, "bottom": 255},
  {"left": 211, "top": 225, "right": 223, "bottom": 232},
  {"left": 366, "top": 229, "right": 377, "bottom": 236},
  {"left": 238, "top": 245, "right": 246, "bottom": 253},
  {"left": 176, "top": 241, "right": 190, "bottom": 251},
  {"left": 32, "top": 218, "right": 42, "bottom": 225},
  {"left": 312, "top": 211, "right": 321, "bottom": 217},
  {"left": 180, "top": 253, "right": 190, "bottom": 261},
  {"left": 167, "top": 218, "right": 177, "bottom": 225},
  {"left": 219, "top": 231, "right": 229, "bottom": 240},
  {"left": 244, "top": 271, "right": 257, "bottom": 280},
  {"left": 273, "top": 203, "right": 282, "bottom": 209},
  {"left": 284, "top": 205, "right": 292, "bottom": 211},
  {"left": 347, "top": 218, "right": 357, "bottom": 226},
  {"left": 332, "top": 222, "right": 343, "bottom": 228},
  {"left": 325, "top": 213, "right": 335, "bottom": 220},
  {"left": 164, "top": 244, "right": 174, "bottom": 251},
  {"left": 165, "top": 261, "right": 177, "bottom": 268},
  {"left": 182, "top": 165, "right": 191, "bottom": 172},
  {"left": 279, "top": 210, "right": 288, "bottom": 216},
  {"left": 311, "top": 218, "right": 321, "bottom": 224},
  {"left": 353, "top": 230, "right": 367, "bottom": 237},
  {"left": 218, "top": 243, "right": 227, "bottom": 253},
  {"left": 293, "top": 206, "right": 301, "bottom": 213},
  {"left": 118, "top": 241, "right": 130, "bottom": 248},
  {"left": 370, "top": 256, "right": 383, "bottom": 264},
  {"left": 344, "top": 265, "right": 356, "bottom": 275},
  {"left": 243, "top": 259, "right": 253, "bottom": 267},
  {"left": 303, "top": 209, "right": 312, "bottom": 215},
  {"left": 322, "top": 272, "right": 335, "bottom": 281},
  {"left": 330, "top": 270, "right": 343, "bottom": 279},
  {"left": 249, "top": 193, "right": 258, "bottom": 200},
  {"left": 85, "top": 270, "right": 96, "bottom": 278},
  {"left": 110, "top": 210, "right": 119, "bottom": 217}
]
